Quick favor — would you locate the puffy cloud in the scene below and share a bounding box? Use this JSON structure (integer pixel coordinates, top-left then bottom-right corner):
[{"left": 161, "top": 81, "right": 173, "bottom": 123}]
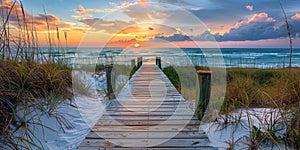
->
[
  {"left": 120, "top": 1, "right": 136, "bottom": 8},
  {"left": 172, "top": 13, "right": 279, "bottom": 42},
  {"left": 216, "top": 22, "right": 277, "bottom": 41},
  {"left": 248, "top": 12, "right": 275, "bottom": 22},
  {"left": 154, "top": 30, "right": 216, "bottom": 42},
  {"left": 292, "top": 13, "right": 300, "bottom": 20},
  {"left": 189, "top": 0, "right": 300, "bottom": 34},
  {"left": 153, "top": 12, "right": 300, "bottom": 42},
  {"left": 245, "top": 5, "right": 253, "bottom": 11},
  {"left": 215, "top": 13, "right": 300, "bottom": 41},
  {"left": 234, "top": 12, "right": 275, "bottom": 28},
  {"left": 152, "top": 13, "right": 278, "bottom": 42}
]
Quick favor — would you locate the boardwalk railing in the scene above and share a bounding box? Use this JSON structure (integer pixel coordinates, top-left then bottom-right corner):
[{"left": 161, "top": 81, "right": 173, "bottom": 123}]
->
[{"left": 106, "top": 57, "right": 143, "bottom": 99}]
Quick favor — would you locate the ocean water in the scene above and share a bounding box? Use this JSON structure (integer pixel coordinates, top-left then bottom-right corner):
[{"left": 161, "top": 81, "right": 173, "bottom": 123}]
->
[{"left": 42, "top": 48, "right": 300, "bottom": 68}]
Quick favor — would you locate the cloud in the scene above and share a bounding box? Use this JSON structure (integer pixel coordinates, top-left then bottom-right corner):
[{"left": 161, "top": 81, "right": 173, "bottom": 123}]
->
[
  {"left": 109, "top": 2, "right": 116, "bottom": 6},
  {"left": 154, "top": 12, "right": 278, "bottom": 42},
  {"left": 79, "top": 18, "right": 136, "bottom": 34},
  {"left": 233, "top": 12, "right": 275, "bottom": 28},
  {"left": 73, "top": 3, "right": 119, "bottom": 19},
  {"left": 189, "top": 0, "right": 300, "bottom": 34},
  {"left": 248, "top": 12, "right": 275, "bottom": 22},
  {"left": 245, "top": 5, "right": 253, "bottom": 11},
  {"left": 155, "top": 34, "right": 191, "bottom": 41},
  {"left": 154, "top": 12, "right": 300, "bottom": 42},
  {"left": 158, "top": 0, "right": 190, "bottom": 5},
  {"left": 292, "top": 13, "right": 300, "bottom": 20},
  {"left": 190, "top": 8, "right": 201, "bottom": 11},
  {"left": 120, "top": 1, "right": 136, "bottom": 8},
  {"left": 120, "top": 2, "right": 164, "bottom": 22},
  {"left": 153, "top": 30, "right": 216, "bottom": 42},
  {"left": 34, "top": 14, "right": 60, "bottom": 23},
  {"left": 215, "top": 13, "right": 300, "bottom": 41},
  {"left": 73, "top": 4, "right": 93, "bottom": 19},
  {"left": 85, "top": 8, "right": 116, "bottom": 13},
  {"left": 0, "top": 0, "right": 77, "bottom": 32},
  {"left": 123, "top": 5, "right": 150, "bottom": 22}
]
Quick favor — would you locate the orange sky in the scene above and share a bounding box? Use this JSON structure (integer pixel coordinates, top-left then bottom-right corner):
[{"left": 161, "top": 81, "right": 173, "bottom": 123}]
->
[{"left": 3, "top": 0, "right": 300, "bottom": 48}]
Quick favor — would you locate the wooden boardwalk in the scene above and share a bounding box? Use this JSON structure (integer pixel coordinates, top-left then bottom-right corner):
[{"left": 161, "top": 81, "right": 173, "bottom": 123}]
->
[{"left": 78, "top": 63, "right": 216, "bottom": 149}]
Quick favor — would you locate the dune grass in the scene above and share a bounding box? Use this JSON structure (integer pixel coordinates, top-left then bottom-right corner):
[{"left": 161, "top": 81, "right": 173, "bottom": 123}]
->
[
  {"left": 0, "top": 1, "right": 73, "bottom": 149},
  {"left": 163, "top": 65, "right": 300, "bottom": 149},
  {"left": 0, "top": 60, "right": 72, "bottom": 149},
  {"left": 163, "top": 66, "right": 300, "bottom": 108}
]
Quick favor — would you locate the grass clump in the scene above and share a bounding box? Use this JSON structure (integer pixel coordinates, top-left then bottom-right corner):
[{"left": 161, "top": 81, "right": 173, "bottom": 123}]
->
[
  {"left": 226, "top": 68, "right": 300, "bottom": 108},
  {"left": 0, "top": 60, "right": 72, "bottom": 149},
  {"left": 162, "top": 66, "right": 182, "bottom": 91},
  {"left": 0, "top": 1, "right": 72, "bottom": 149}
]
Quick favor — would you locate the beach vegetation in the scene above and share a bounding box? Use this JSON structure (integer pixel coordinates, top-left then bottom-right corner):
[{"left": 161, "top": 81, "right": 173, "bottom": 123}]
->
[
  {"left": 0, "top": 1, "right": 72, "bottom": 149},
  {"left": 163, "top": 66, "right": 300, "bottom": 149}
]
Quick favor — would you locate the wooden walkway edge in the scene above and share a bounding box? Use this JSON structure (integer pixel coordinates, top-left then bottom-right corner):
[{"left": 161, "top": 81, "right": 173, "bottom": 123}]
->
[{"left": 78, "top": 63, "right": 216, "bottom": 149}]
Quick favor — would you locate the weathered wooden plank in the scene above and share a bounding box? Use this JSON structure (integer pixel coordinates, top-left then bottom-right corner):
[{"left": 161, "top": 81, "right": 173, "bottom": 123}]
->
[
  {"left": 79, "top": 147, "right": 217, "bottom": 150},
  {"left": 109, "top": 102, "right": 189, "bottom": 106},
  {"left": 117, "top": 96, "right": 184, "bottom": 100},
  {"left": 102, "top": 111, "right": 194, "bottom": 116},
  {"left": 128, "top": 90, "right": 179, "bottom": 93},
  {"left": 96, "top": 119, "right": 200, "bottom": 126},
  {"left": 108, "top": 105, "right": 190, "bottom": 108},
  {"left": 79, "top": 146, "right": 216, "bottom": 150},
  {"left": 79, "top": 138, "right": 209, "bottom": 148},
  {"left": 116, "top": 98, "right": 185, "bottom": 101},
  {"left": 86, "top": 131, "right": 207, "bottom": 139},
  {"left": 106, "top": 147, "right": 216, "bottom": 150},
  {"left": 92, "top": 125, "right": 201, "bottom": 132},
  {"left": 105, "top": 107, "right": 192, "bottom": 112},
  {"left": 109, "top": 101, "right": 189, "bottom": 105},
  {"left": 100, "top": 115, "right": 195, "bottom": 120}
]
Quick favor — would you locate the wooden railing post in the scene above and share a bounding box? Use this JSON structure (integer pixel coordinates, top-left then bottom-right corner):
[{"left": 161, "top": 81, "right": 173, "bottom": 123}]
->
[
  {"left": 195, "top": 70, "right": 212, "bottom": 120},
  {"left": 137, "top": 56, "right": 142, "bottom": 68},
  {"left": 106, "top": 67, "right": 115, "bottom": 99},
  {"left": 158, "top": 57, "right": 162, "bottom": 69},
  {"left": 137, "top": 57, "right": 140, "bottom": 68},
  {"left": 131, "top": 59, "right": 136, "bottom": 69}
]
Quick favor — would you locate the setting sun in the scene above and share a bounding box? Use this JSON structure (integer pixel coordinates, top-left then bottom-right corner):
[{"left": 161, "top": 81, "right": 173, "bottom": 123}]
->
[
  {"left": 134, "top": 43, "right": 140, "bottom": 48},
  {"left": 139, "top": 0, "right": 147, "bottom": 4}
]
